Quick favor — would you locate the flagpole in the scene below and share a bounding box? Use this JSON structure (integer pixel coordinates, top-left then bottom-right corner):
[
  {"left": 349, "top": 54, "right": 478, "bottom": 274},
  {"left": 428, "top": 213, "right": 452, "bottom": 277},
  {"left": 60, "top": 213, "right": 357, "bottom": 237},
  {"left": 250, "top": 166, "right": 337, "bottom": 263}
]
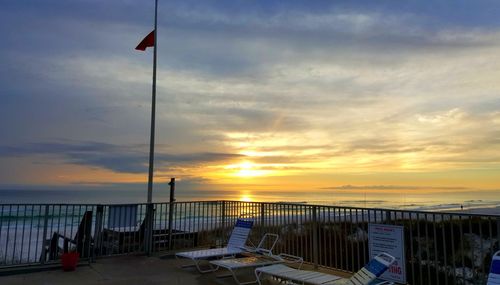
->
[{"left": 147, "top": 0, "right": 158, "bottom": 204}]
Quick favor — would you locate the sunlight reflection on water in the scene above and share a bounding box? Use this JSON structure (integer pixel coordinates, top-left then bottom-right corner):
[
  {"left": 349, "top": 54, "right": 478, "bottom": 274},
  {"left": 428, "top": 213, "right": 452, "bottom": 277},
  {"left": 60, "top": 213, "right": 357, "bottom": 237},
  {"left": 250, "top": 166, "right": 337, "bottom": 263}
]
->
[{"left": 1, "top": 188, "right": 499, "bottom": 214}]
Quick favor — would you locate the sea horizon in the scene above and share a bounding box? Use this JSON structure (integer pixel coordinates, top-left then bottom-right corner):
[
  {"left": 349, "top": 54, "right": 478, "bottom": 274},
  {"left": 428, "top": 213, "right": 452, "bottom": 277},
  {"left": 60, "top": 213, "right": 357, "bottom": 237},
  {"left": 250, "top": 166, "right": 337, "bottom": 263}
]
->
[{"left": 2, "top": 187, "right": 500, "bottom": 215}]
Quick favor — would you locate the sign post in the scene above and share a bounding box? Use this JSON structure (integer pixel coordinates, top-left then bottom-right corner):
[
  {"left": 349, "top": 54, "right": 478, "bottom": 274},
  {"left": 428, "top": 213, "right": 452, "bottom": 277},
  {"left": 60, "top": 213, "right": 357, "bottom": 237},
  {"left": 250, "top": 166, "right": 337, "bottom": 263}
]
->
[{"left": 368, "top": 223, "right": 406, "bottom": 283}]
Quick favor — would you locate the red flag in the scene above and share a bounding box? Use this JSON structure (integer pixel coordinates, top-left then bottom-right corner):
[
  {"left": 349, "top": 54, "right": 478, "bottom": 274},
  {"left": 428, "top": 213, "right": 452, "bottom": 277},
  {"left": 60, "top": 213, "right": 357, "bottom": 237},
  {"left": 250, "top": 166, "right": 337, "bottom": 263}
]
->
[{"left": 135, "top": 30, "right": 155, "bottom": 51}]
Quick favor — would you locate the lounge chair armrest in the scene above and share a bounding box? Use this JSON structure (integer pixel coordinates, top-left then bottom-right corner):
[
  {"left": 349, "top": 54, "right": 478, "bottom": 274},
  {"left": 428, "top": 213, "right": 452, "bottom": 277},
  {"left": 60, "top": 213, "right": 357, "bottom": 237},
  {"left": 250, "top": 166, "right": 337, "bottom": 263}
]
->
[
  {"left": 278, "top": 253, "right": 304, "bottom": 268},
  {"left": 239, "top": 245, "right": 257, "bottom": 252},
  {"left": 256, "top": 248, "right": 273, "bottom": 256},
  {"left": 239, "top": 245, "right": 273, "bottom": 257},
  {"left": 240, "top": 233, "right": 280, "bottom": 256}
]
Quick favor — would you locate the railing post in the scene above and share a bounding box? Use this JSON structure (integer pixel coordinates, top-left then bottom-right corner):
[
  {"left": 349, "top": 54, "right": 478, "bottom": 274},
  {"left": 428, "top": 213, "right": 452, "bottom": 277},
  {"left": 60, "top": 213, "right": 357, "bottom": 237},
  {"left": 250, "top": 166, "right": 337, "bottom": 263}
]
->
[
  {"left": 260, "top": 203, "right": 265, "bottom": 237},
  {"left": 92, "top": 205, "right": 104, "bottom": 261},
  {"left": 40, "top": 205, "right": 50, "bottom": 265},
  {"left": 312, "top": 205, "right": 319, "bottom": 269},
  {"left": 168, "top": 178, "right": 175, "bottom": 250},
  {"left": 221, "top": 200, "right": 226, "bottom": 245},
  {"left": 497, "top": 218, "right": 500, "bottom": 244}
]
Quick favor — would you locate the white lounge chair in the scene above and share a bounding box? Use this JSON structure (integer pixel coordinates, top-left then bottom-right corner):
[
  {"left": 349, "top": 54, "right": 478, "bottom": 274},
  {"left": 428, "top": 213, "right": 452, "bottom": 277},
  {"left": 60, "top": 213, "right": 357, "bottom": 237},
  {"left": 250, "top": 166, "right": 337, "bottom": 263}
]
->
[
  {"left": 255, "top": 252, "right": 395, "bottom": 285},
  {"left": 208, "top": 234, "right": 281, "bottom": 285},
  {"left": 175, "top": 218, "right": 254, "bottom": 273},
  {"left": 488, "top": 250, "right": 500, "bottom": 285}
]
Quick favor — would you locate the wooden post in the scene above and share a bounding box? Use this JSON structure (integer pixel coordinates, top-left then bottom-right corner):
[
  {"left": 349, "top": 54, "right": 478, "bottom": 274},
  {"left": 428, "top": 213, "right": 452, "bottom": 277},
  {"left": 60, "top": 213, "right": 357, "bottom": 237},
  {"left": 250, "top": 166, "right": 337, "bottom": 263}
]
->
[
  {"left": 168, "top": 178, "right": 175, "bottom": 250},
  {"left": 260, "top": 203, "right": 265, "bottom": 237},
  {"left": 221, "top": 201, "right": 226, "bottom": 245}
]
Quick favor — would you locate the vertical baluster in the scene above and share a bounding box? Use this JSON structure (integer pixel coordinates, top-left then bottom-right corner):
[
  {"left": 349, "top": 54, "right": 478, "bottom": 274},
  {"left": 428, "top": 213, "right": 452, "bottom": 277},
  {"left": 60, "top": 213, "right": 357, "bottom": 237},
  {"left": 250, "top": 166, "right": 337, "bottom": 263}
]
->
[
  {"left": 478, "top": 216, "right": 484, "bottom": 282},
  {"left": 468, "top": 216, "right": 474, "bottom": 282},
  {"left": 424, "top": 213, "right": 431, "bottom": 283},
  {"left": 333, "top": 207, "right": 338, "bottom": 269},
  {"left": 40, "top": 205, "right": 49, "bottom": 265},
  {"left": 450, "top": 214, "right": 457, "bottom": 285},
  {"left": 432, "top": 214, "right": 439, "bottom": 283},
  {"left": 27, "top": 205, "right": 34, "bottom": 263},
  {"left": 34, "top": 205, "right": 42, "bottom": 264},
  {"left": 11, "top": 205, "right": 20, "bottom": 264},
  {"left": 442, "top": 214, "right": 448, "bottom": 285},
  {"left": 459, "top": 215, "right": 465, "bottom": 284},
  {"left": 20, "top": 205, "right": 27, "bottom": 264},
  {"left": 0, "top": 205, "right": 4, "bottom": 264}
]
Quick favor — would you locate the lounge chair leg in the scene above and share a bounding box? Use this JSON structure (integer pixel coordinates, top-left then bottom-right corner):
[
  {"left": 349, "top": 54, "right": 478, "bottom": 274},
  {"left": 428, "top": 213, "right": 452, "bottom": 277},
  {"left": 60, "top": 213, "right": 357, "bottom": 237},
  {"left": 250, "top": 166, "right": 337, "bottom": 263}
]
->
[
  {"left": 181, "top": 264, "right": 196, "bottom": 268},
  {"left": 254, "top": 270, "right": 263, "bottom": 285},
  {"left": 228, "top": 268, "right": 258, "bottom": 285},
  {"left": 193, "top": 259, "right": 219, "bottom": 273},
  {"left": 178, "top": 257, "right": 219, "bottom": 273}
]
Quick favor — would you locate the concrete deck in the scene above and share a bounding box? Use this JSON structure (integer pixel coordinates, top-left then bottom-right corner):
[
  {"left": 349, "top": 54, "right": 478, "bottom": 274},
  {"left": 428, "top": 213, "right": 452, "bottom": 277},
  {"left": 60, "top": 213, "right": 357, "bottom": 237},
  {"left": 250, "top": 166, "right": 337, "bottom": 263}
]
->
[{"left": 0, "top": 255, "right": 352, "bottom": 285}]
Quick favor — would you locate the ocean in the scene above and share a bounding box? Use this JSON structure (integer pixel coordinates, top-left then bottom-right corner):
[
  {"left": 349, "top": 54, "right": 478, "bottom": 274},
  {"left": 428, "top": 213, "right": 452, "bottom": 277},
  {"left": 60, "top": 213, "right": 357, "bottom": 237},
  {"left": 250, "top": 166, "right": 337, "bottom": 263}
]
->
[{"left": 1, "top": 188, "right": 500, "bottom": 214}]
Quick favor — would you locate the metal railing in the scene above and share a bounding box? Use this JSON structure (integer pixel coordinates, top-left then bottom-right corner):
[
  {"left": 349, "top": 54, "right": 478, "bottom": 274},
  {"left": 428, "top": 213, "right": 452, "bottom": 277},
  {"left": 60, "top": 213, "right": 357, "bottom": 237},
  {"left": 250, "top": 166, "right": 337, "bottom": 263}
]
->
[{"left": 1, "top": 200, "right": 499, "bottom": 284}]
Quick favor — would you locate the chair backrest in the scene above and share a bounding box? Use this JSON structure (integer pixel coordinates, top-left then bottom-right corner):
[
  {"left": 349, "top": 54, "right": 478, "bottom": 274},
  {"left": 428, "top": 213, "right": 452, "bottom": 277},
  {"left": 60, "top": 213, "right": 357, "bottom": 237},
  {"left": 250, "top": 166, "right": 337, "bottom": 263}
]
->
[
  {"left": 227, "top": 218, "right": 254, "bottom": 248},
  {"left": 108, "top": 205, "right": 138, "bottom": 229},
  {"left": 255, "top": 233, "right": 279, "bottom": 255},
  {"left": 348, "top": 252, "right": 396, "bottom": 285},
  {"left": 488, "top": 251, "right": 500, "bottom": 285}
]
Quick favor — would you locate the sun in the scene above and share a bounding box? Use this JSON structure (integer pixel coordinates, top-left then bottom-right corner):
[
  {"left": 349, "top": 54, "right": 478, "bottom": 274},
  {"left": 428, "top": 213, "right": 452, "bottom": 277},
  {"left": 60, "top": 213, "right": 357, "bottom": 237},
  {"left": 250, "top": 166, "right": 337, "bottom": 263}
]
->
[
  {"left": 239, "top": 194, "right": 254, "bottom": 202},
  {"left": 225, "top": 160, "right": 270, "bottom": 178}
]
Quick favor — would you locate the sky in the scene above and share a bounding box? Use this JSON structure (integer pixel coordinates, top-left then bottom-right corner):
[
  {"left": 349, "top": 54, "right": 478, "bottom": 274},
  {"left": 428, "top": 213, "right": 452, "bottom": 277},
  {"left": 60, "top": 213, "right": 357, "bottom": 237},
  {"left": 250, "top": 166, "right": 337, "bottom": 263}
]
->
[{"left": 1, "top": 1, "right": 500, "bottom": 202}]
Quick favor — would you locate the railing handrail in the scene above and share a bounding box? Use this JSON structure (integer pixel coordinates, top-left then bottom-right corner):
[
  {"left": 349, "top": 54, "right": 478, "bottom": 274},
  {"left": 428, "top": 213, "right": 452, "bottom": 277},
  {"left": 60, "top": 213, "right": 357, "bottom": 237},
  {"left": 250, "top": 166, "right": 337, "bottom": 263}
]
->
[
  {"left": 1, "top": 199, "right": 499, "bottom": 218},
  {"left": 221, "top": 200, "right": 500, "bottom": 218}
]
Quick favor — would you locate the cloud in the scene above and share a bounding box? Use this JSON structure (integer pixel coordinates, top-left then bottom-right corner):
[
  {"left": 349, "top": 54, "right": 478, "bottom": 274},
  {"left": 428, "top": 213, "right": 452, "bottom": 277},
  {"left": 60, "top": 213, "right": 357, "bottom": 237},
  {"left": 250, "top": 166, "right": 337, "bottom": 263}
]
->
[
  {"left": 416, "top": 108, "right": 467, "bottom": 125},
  {"left": 0, "top": 141, "right": 243, "bottom": 174},
  {"left": 1, "top": 0, "right": 500, "bottom": 189},
  {"left": 322, "top": 185, "right": 471, "bottom": 191}
]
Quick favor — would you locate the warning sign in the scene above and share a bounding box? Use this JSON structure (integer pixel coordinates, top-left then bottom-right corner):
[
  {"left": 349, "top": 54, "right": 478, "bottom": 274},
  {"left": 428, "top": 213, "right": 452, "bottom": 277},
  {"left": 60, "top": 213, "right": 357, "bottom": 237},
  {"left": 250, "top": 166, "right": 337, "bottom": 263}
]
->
[{"left": 368, "top": 224, "right": 406, "bottom": 283}]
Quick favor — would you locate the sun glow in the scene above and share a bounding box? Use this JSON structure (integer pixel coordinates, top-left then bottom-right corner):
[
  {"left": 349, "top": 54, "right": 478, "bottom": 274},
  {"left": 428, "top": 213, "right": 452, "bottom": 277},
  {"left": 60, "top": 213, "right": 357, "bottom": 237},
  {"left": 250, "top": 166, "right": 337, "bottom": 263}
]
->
[
  {"left": 239, "top": 194, "right": 254, "bottom": 202},
  {"left": 224, "top": 160, "right": 271, "bottom": 178}
]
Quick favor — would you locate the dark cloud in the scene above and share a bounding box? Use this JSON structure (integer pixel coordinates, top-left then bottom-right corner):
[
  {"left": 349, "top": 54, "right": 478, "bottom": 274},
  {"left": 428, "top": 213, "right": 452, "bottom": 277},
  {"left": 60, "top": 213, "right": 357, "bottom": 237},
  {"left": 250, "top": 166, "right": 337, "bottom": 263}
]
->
[{"left": 0, "top": 141, "right": 243, "bottom": 174}]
